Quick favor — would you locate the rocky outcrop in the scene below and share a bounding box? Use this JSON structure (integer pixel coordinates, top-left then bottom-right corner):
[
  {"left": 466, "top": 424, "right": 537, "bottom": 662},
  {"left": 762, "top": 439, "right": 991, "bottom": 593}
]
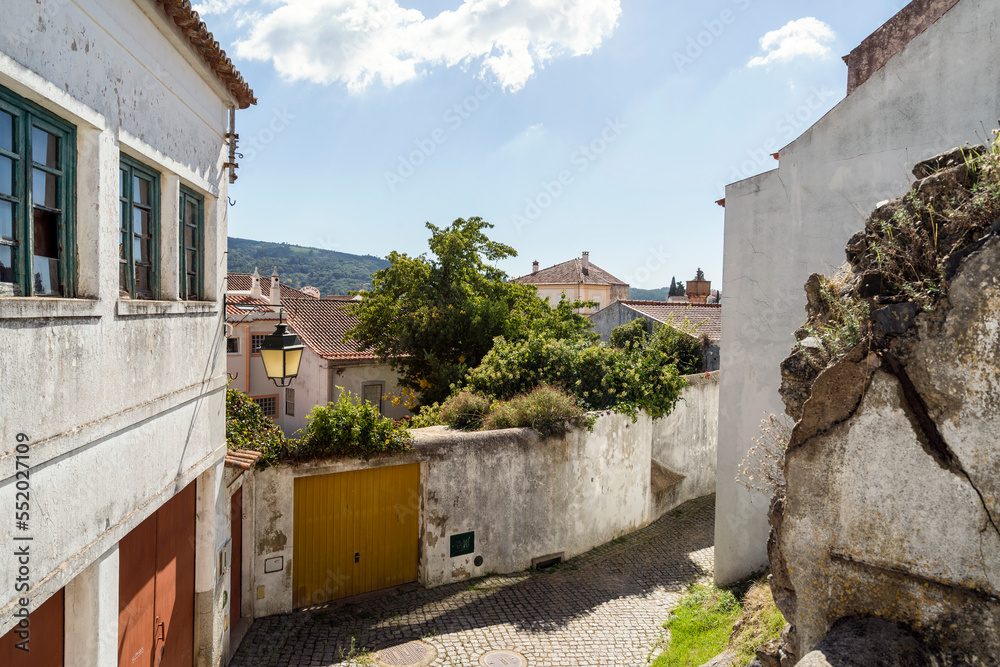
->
[{"left": 770, "top": 146, "right": 1000, "bottom": 665}]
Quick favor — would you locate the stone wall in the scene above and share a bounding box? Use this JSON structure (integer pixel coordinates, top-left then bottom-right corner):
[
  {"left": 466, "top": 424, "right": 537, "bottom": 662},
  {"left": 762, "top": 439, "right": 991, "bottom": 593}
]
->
[
  {"left": 249, "top": 376, "right": 718, "bottom": 617},
  {"left": 770, "top": 151, "right": 1000, "bottom": 663}
]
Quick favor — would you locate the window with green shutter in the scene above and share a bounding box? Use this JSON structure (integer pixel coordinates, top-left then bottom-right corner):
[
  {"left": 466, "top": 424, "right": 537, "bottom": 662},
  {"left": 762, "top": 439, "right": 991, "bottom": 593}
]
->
[
  {"left": 179, "top": 186, "right": 203, "bottom": 300},
  {"left": 0, "top": 85, "right": 76, "bottom": 297},
  {"left": 118, "top": 156, "right": 160, "bottom": 299}
]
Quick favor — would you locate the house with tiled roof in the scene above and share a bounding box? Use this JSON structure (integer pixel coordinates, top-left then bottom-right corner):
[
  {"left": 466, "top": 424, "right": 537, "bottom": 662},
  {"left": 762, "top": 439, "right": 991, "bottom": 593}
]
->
[
  {"left": 513, "top": 252, "right": 628, "bottom": 315},
  {"left": 591, "top": 298, "right": 722, "bottom": 372},
  {"left": 226, "top": 270, "right": 409, "bottom": 436}
]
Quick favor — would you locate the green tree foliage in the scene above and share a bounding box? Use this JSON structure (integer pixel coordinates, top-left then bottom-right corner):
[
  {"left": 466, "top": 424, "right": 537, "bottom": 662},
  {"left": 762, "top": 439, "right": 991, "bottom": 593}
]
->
[
  {"left": 226, "top": 387, "right": 286, "bottom": 466},
  {"left": 630, "top": 286, "right": 671, "bottom": 301},
  {"left": 227, "top": 237, "right": 389, "bottom": 296},
  {"left": 464, "top": 334, "right": 687, "bottom": 420},
  {"left": 345, "top": 217, "right": 595, "bottom": 406}
]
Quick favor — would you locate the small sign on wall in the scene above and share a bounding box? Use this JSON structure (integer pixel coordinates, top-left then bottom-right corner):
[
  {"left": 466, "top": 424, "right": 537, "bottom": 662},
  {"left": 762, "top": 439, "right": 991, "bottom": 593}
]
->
[
  {"left": 264, "top": 556, "right": 284, "bottom": 573},
  {"left": 450, "top": 531, "right": 475, "bottom": 558}
]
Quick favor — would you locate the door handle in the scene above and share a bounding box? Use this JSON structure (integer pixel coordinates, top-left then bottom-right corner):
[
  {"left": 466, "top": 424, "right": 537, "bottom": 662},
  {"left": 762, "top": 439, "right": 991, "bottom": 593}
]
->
[{"left": 154, "top": 617, "right": 165, "bottom": 667}]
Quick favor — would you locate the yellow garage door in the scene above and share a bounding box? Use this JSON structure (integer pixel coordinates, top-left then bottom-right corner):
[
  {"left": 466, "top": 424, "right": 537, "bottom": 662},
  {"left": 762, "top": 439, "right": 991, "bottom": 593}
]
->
[{"left": 293, "top": 463, "right": 420, "bottom": 607}]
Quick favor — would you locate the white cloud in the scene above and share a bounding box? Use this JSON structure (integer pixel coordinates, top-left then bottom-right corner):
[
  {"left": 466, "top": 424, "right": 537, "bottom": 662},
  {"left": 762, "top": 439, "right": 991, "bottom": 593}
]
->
[
  {"left": 747, "top": 17, "right": 835, "bottom": 68},
  {"left": 234, "top": 0, "right": 622, "bottom": 93},
  {"left": 193, "top": 0, "right": 250, "bottom": 15}
]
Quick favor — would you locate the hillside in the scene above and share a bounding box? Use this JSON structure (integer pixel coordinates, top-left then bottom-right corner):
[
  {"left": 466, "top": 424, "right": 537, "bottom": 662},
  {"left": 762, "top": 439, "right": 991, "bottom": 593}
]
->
[
  {"left": 629, "top": 286, "right": 670, "bottom": 301},
  {"left": 227, "top": 237, "right": 389, "bottom": 296}
]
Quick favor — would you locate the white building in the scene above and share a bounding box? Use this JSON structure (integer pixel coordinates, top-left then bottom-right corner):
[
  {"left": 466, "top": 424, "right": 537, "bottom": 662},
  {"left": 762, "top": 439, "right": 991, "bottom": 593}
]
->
[
  {"left": 717, "top": 0, "right": 1000, "bottom": 583},
  {"left": 0, "top": 0, "right": 254, "bottom": 664}
]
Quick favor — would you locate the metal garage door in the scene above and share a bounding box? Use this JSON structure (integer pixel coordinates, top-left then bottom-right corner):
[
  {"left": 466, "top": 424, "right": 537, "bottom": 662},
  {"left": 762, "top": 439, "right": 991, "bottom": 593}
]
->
[{"left": 293, "top": 463, "right": 419, "bottom": 607}]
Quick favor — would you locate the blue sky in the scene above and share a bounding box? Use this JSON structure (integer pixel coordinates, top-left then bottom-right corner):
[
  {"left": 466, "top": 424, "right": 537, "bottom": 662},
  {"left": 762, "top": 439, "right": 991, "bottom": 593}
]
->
[{"left": 200, "top": 0, "right": 908, "bottom": 292}]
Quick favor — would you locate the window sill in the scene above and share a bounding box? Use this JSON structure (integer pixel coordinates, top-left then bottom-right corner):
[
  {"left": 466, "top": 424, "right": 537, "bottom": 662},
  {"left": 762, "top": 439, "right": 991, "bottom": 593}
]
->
[
  {"left": 0, "top": 297, "right": 103, "bottom": 319},
  {"left": 116, "top": 300, "right": 219, "bottom": 317}
]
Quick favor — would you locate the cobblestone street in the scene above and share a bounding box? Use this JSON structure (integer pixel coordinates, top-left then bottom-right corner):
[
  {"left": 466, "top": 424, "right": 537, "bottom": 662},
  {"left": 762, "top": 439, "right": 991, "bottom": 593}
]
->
[{"left": 231, "top": 495, "right": 715, "bottom": 667}]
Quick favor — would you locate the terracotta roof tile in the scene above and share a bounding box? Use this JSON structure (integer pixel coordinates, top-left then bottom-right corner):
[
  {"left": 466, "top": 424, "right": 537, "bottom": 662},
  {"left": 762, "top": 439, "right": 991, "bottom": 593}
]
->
[
  {"left": 620, "top": 301, "right": 722, "bottom": 341},
  {"left": 283, "top": 298, "right": 380, "bottom": 362},
  {"left": 225, "top": 449, "right": 262, "bottom": 470},
  {"left": 226, "top": 294, "right": 272, "bottom": 317},
  {"left": 154, "top": 0, "right": 255, "bottom": 108},
  {"left": 514, "top": 258, "right": 627, "bottom": 286},
  {"left": 227, "top": 273, "right": 312, "bottom": 301}
]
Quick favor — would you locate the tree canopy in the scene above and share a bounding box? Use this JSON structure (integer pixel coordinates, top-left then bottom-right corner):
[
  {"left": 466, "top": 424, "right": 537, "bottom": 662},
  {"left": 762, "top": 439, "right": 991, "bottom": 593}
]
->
[{"left": 346, "top": 217, "right": 594, "bottom": 406}]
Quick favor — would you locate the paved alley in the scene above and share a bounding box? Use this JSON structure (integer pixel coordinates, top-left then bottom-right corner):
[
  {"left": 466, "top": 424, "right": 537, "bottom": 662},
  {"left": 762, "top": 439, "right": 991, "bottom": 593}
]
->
[{"left": 231, "top": 494, "right": 715, "bottom": 667}]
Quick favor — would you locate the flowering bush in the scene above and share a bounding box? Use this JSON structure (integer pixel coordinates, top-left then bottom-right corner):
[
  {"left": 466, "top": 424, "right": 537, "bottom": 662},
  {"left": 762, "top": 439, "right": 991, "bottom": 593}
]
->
[
  {"left": 226, "top": 388, "right": 286, "bottom": 466},
  {"left": 288, "top": 390, "right": 412, "bottom": 461},
  {"left": 609, "top": 318, "right": 649, "bottom": 351}
]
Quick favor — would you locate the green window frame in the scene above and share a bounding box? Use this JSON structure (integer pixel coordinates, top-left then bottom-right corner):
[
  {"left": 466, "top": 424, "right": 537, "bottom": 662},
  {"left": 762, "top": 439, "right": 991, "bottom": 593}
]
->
[
  {"left": 118, "top": 156, "right": 160, "bottom": 299},
  {"left": 179, "top": 186, "right": 203, "bottom": 300},
  {"left": 0, "top": 85, "right": 76, "bottom": 298}
]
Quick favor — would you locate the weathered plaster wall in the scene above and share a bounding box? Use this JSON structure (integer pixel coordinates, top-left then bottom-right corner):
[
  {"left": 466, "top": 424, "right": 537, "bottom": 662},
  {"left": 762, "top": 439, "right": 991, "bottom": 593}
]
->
[
  {"left": 0, "top": 0, "right": 235, "bottom": 656},
  {"left": 250, "top": 383, "right": 716, "bottom": 616},
  {"left": 718, "top": 0, "right": 1000, "bottom": 584},
  {"left": 651, "top": 373, "right": 719, "bottom": 517},
  {"left": 418, "top": 413, "right": 651, "bottom": 587}
]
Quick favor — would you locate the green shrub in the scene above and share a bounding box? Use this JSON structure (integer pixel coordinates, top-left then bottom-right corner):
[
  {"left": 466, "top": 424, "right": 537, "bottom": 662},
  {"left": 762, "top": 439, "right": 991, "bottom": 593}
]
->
[
  {"left": 438, "top": 391, "right": 493, "bottom": 430},
  {"left": 289, "top": 390, "right": 412, "bottom": 460},
  {"left": 609, "top": 318, "right": 649, "bottom": 351},
  {"left": 465, "top": 335, "right": 686, "bottom": 420},
  {"left": 481, "top": 385, "right": 584, "bottom": 435},
  {"left": 226, "top": 388, "right": 286, "bottom": 466},
  {"left": 407, "top": 402, "right": 444, "bottom": 428}
]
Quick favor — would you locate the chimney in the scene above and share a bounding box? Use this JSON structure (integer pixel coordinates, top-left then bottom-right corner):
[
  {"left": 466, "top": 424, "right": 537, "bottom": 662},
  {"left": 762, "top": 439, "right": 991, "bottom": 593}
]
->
[
  {"left": 249, "top": 267, "right": 261, "bottom": 299},
  {"left": 581, "top": 251, "right": 590, "bottom": 275},
  {"left": 532, "top": 260, "right": 539, "bottom": 275},
  {"left": 686, "top": 268, "right": 711, "bottom": 304},
  {"left": 270, "top": 266, "right": 281, "bottom": 306}
]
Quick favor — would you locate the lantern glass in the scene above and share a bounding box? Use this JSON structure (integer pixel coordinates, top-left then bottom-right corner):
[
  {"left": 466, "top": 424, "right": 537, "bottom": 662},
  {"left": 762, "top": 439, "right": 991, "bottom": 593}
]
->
[{"left": 259, "top": 323, "right": 304, "bottom": 384}]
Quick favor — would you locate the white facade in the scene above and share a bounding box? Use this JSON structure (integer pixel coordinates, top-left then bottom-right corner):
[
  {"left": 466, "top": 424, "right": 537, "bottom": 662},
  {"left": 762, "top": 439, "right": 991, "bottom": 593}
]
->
[
  {"left": 0, "top": 0, "right": 250, "bottom": 663},
  {"left": 717, "top": 0, "right": 1000, "bottom": 583}
]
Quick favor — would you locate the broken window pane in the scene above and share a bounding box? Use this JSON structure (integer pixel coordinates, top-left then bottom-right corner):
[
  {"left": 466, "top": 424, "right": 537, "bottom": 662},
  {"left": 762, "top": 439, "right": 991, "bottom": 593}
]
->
[
  {"left": 32, "top": 208, "right": 58, "bottom": 258},
  {"left": 135, "top": 264, "right": 150, "bottom": 293},
  {"left": 133, "top": 206, "right": 150, "bottom": 236}
]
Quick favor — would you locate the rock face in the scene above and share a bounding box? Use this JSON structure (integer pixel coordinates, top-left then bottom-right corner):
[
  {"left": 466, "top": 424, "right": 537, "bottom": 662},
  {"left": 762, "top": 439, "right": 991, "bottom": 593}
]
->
[
  {"left": 771, "top": 147, "right": 1000, "bottom": 665},
  {"left": 795, "top": 617, "right": 936, "bottom": 667}
]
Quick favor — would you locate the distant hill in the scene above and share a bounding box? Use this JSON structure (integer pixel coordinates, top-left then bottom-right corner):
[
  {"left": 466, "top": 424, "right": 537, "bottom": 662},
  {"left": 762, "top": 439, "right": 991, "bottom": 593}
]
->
[
  {"left": 629, "top": 286, "right": 670, "bottom": 301},
  {"left": 227, "top": 237, "right": 389, "bottom": 296}
]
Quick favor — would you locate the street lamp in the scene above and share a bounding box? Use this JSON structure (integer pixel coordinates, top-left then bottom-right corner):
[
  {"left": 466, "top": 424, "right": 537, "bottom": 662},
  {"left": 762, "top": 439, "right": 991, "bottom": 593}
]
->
[{"left": 258, "top": 311, "right": 304, "bottom": 387}]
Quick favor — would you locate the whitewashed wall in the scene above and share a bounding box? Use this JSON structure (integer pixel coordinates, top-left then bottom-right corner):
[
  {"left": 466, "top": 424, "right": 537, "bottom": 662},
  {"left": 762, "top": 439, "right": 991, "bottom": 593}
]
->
[
  {"left": 717, "top": 0, "right": 1000, "bottom": 584},
  {"left": 0, "top": 0, "right": 238, "bottom": 662}
]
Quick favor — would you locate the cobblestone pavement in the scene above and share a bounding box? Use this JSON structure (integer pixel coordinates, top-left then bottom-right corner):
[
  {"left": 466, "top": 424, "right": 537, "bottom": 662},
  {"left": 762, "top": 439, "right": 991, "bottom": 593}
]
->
[{"left": 231, "top": 495, "right": 715, "bottom": 667}]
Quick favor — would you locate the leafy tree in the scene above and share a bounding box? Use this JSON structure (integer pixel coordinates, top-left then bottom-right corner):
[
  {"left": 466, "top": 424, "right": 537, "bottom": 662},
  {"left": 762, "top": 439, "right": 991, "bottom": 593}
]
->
[
  {"left": 346, "top": 217, "right": 593, "bottom": 406},
  {"left": 668, "top": 276, "right": 677, "bottom": 297}
]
